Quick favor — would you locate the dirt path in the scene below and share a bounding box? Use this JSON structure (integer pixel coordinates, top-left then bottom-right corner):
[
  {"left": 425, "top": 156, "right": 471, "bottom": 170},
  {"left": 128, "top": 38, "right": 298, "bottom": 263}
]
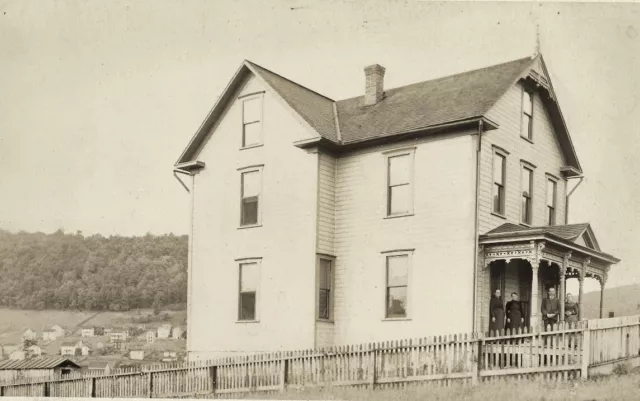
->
[{"left": 73, "top": 311, "right": 102, "bottom": 330}]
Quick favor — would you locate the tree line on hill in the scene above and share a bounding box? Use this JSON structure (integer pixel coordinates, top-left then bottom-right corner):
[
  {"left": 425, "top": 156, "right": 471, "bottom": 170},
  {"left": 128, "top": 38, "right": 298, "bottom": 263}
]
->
[{"left": 0, "top": 229, "right": 187, "bottom": 311}]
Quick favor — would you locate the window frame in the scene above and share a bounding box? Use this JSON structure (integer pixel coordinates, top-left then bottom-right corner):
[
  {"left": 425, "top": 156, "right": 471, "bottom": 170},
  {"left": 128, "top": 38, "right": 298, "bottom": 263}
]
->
[
  {"left": 383, "top": 147, "right": 416, "bottom": 219},
  {"left": 316, "top": 255, "right": 335, "bottom": 322},
  {"left": 381, "top": 249, "right": 414, "bottom": 321},
  {"left": 491, "top": 146, "right": 509, "bottom": 218},
  {"left": 521, "top": 87, "right": 534, "bottom": 142},
  {"left": 520, "top": 161, "right": 536, "bottom": 226},
  {"left": 240, "top": 93, "right": 264, "bottom": 149},
  {"left": 236, "top": 257, "right": 262, "bottom": 323},
  {"left": 238, "top": 165, "right": 264, "bottom": 228},
  {"left": 545, "top": 174, "right": 558, "bottom": 226}
]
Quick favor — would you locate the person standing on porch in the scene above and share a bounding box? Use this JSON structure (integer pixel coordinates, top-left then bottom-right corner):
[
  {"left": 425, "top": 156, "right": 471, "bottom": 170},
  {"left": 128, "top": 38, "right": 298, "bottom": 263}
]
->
[
  {"left": 541, "top": 287, "right": 560, "bottom": 330},
  {"left": 565, "top": 293, "right": 580, "bottom": 324},
  {"left": 489, "top": 289, "right": 505, "bottom": 333},
  {"left": 505, "top": 292, "right": 525, "bottom": 331}
]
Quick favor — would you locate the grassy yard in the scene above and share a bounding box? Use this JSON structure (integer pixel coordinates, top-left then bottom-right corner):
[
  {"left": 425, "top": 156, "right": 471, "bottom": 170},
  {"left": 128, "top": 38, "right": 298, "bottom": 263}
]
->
[{"left": 242, "top": 370, "right": 640, "bottom": 401}]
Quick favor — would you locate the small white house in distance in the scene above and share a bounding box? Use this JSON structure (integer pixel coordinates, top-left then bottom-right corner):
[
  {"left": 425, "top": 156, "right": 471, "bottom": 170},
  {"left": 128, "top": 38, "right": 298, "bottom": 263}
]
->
[
  {"left": 22, "top": 329, "right": 36, "bottom": 341},
  {"left": 162, "top": 351, "right": 178, "bottom": 362},
  {"left": 50, "top": 325, "right": 65, "bottom": 337},
  {"left": 110, "top": 331, "right": 127, "bottom": 342},
  {"left": 171, "top": 326, "right": 184, "bottom": 339},
  {"left": 0, "top": 357, "right": 81, "bottom": 382},
  {"left": 157, "top": 324, "right": 171, "bottom": 339},
  {"left": 60, "top": 342, "right": 76, "bottom": 356},
  {"left": 81, "top": 327, "right": 95, "bottom": 337},
  {"left": 129, "top": 350, "right": 145, "bottom": 361},
  {"left": 42, "top": 330, "right": 57, "bottom": 342},
  {"left": 146, "top": 331, "right": 155, "bottom": 343}
]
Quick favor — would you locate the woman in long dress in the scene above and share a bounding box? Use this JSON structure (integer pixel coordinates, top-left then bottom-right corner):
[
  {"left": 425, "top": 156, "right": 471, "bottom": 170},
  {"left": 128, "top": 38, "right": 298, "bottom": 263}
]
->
[
  {"left": 489, "top": 289, "right": 505, "bottom": 333},
  {"left": 505, "top": 292, "right": 525, "bottom": 331},
  {"left": 565, "top": 293, "right": 580, "bottom": 324}
]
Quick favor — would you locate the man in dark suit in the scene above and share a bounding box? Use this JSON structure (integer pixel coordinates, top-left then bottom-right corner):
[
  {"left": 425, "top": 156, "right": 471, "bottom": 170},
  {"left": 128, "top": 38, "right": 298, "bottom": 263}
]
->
[{"left": 541, "top": 287, "right": 560, "bottom": 330}]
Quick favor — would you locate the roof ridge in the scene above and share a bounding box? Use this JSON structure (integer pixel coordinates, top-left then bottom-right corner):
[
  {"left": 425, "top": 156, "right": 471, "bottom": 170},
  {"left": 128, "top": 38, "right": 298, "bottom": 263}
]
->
[
  {"left": 336, "top": 56, "right": 534, "bottom": 103},
  {"left": 244, "top": 60, "right": 335, "bottom": 102}
]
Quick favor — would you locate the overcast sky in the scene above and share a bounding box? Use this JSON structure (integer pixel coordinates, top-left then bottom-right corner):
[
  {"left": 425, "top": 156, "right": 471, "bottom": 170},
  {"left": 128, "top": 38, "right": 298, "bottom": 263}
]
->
[{"left": 1, "top": 1, "right": 638, "bottom": 292}]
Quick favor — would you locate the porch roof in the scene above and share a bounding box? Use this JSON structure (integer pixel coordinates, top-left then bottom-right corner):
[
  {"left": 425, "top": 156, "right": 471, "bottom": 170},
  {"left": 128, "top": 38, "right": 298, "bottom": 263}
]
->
[{"left": 480, "top": 223, "right": 620, "bottom": 265}]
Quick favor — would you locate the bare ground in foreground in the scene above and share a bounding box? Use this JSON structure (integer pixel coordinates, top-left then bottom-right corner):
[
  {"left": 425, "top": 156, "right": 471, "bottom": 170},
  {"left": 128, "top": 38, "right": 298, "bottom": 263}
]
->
[{"left": 239, "top": 369, "right": 640, "bottom": 401}]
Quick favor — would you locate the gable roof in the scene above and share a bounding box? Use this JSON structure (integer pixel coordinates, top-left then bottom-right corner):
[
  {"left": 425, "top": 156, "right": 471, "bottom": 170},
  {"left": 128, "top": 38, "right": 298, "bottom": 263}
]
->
[
  {"left": 0, "top": 357, "right": 81, "bottom": 370},
  {"left": 175, "top": 54, "right": 582, "bottom": 175}
]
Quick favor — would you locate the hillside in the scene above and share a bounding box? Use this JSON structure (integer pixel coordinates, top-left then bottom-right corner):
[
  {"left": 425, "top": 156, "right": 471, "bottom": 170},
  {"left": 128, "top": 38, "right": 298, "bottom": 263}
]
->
[
  {"left": 0, "top": 229, "right": 187, "bottom": 311},
  {"left": 581, "top": 283, "right": 640, "bottom": 318}
]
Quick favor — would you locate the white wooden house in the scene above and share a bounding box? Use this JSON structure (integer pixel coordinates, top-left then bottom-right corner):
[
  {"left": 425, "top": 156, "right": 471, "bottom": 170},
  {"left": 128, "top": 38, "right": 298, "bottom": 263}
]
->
[
  {"left": 174, "top": 54, "right": 620, "bottom": 360},
  {"left": 42, "top": 330, "right": 58, "bottom": 342},
  {"left": 129, "top": 350, "right": 145, "bottom": 361},
  {"left": 81, "top": 327, "right": 95, "bottom": 337},
  {"left": 59, "top": 342, "right": 76, "bottom": 357},
  {"left": 171, "top": 326, "right": 184, "bottom": 339},
  {"left": 145, "top": 331, "right": 155, "bottom": 343},
  {"left": 22, "top": 329, "right": 36, "bottom": 341},
  {"left": 157, "top": 324, "right": 171, "bottom": 339}
]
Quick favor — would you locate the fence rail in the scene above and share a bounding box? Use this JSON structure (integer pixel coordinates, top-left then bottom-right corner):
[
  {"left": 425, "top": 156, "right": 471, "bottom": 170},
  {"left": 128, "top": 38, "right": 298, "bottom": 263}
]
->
[{"left": 1, "top": 315, "right": 639, "bottom": 398}]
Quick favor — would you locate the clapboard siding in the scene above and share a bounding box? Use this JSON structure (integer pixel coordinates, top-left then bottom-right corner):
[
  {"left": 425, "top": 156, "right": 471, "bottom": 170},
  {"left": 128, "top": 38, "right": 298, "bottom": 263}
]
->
[
  {"left": 317, "top": 153, "right": 337, "bottom": 256},
  {"left": 333, "top": 132, "right": 478, "bottom": 344},
  {"left": 479, "top": 81, "right": 568, "bottom": 235}
]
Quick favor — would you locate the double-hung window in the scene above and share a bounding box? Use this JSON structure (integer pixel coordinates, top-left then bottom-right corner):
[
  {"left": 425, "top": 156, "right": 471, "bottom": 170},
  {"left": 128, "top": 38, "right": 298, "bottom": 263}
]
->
[
  {"left": 522, "top": 89, "right": 534, "bottom": 140},
  {"left": 239, "top": 166, "right": 263, "bottom": 227},
  {"left": 385, "top": 147, "right": 415, "bottom": 217},
  {"left": 492, "top": 148, "right": 507, "bottom": 216},
  {"left": 546, "top": 176, "right": 557, "bottom": 226},
  {"left": 383, "top": 251, "right": 413, "bottom": 319},
  {"left": 242, "top": 95, "right": 263, "bottom": 148},
  {"left": 521, "top": 163, "right": 534, "bottom": 225},
  {"left": 238, "top": 260, "right": 260, "bottom": 321},
  {"left": 317, "top": 257, "right": 334, "bottom": 320}
]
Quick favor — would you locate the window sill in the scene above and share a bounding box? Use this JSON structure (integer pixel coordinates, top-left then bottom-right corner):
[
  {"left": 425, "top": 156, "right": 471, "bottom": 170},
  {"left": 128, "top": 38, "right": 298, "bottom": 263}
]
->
[
  {"left": 491, "top": 212, "right": 507, "bottom": 220},
  {"left": 240, "top": 144, "right": 264, "bottom": 151},
  {"left": 520, "top": 136, "right": 534, "bottom": 144},
  {"left": 238, "top": 224, "right": 262, "bottom": 230},
  {"left": 236, "top": 320, "right": 260, "bottom": 324},
  {"left": 316, "top": 318, "right": 335, "bottom": 324},
  {"left": 382, "top": 317, "right": 412, "bottom": 322},
  {"left": 384, "top": 213, "right": 414, "bottom": 220}
]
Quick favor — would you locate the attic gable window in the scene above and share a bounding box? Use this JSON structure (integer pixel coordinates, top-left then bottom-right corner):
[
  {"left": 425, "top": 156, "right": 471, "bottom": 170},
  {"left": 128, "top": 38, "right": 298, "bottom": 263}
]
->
[
  {"left": 241, "top": 94, "right": 263, "bottom": 148},
  {"left": 521, "top": 89, "right": 534, "bottom": 141}
]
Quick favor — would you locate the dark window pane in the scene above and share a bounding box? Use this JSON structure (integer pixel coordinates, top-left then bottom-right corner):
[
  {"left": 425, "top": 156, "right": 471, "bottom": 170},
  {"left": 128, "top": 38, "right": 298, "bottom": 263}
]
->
[
  {"left": 522, "top": 197, "right": 531, "bottom": 224},
  {"left": 386, "top": 287, "right": 407, "bottom": 318},
  {"left": 319, "top": 259, "right": 331, "bottom": 289},
  {"left": 239, "top": 292, "right": 256, "bottom": 320},
  {"left": 492, "top": 184, "right": 504, "bottom": 214},
  {"left": 241, "top": 197, "right": 258, "bottom": 226},
  {"left": 318, "top": 289, "right": 330, "bottom": 319},
  {"left": 526, "top": 116, "right": 533, "bottom": 139},
  {"left": 548, "top": 206, "right": 555, "bottom": 226}
]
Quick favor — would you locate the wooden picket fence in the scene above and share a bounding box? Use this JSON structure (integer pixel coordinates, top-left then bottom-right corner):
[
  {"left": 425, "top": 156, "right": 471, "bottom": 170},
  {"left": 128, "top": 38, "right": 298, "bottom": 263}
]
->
[{"left": 1, "top": 315, "right": 639, "bottom": 398}]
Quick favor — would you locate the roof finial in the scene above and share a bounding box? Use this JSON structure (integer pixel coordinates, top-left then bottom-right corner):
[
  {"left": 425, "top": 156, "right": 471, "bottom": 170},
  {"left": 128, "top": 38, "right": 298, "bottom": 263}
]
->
[{"left": 534, "top": 24, "right": 541, "bottom": 57}]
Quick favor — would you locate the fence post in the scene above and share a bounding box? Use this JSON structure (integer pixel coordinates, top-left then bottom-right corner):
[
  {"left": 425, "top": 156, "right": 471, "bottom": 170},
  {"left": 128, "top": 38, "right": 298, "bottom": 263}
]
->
[
  {"left": 146, "top": 372, "right": 153, "bottom": 398},
  {"left": 209, "top": 366, "right": 217, "bottom": 395},
  {"left": 471, "top": 337, "right": 481, "bottom": 385},
  {"left": 368, "top": 344, "right": 377, "bottom": 390},
  {"left": 279, "top": 358, "right": 289, "bottom": 393},
  {"left": 0, "top": 385, "right": 3, "bottom": 397},
  {"left": 43, "top": 381, "right": 50, "bottom": 397},
  {"left": 581, "top": 328, "right": 590, "bottom": 379},
  {"left": 90, "top": 377, "right": 96, "bottom": 398}
]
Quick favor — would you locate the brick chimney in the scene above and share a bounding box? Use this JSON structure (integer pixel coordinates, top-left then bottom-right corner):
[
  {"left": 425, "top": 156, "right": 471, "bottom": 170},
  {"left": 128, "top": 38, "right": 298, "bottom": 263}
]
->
[{"left": 364, "top": 64, "right": 386, "bottom": 106}]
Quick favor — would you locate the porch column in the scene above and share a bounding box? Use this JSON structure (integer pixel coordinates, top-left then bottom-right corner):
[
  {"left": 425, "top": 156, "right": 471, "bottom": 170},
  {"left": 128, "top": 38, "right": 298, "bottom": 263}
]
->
[
  {"left": 530, "top": 261, "right": 540, "bottom": 329},
  {"left": 559, "top": 252, "right": 571, "bottom": 324},
  {"left": 578, "top": 258, "right": 590, "bottom": 321},
  {"left": 599, "top": 271, "right": 608, "bottom": 319}
]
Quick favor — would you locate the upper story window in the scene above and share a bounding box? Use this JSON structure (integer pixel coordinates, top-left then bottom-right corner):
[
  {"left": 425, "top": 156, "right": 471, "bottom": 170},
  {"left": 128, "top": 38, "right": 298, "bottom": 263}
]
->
[
  {"left": 317, "top": 257, "right": 334, "bottom": 320},
  {"left": 239, "top": 165, "right": 263, "bottom": 227},
  {"left": 384, "top": 147, "right": 416, "bottom": 218},
  {"left": 521, "top": 89, "right": 534, "bottom": 141},
  {"left": 241, "top": 95, "right": 263, "bottom": 148},
  {"left": 521, "top": 163, "right": 534, "bottom": 225},
  {"left": 384, "top": 251, "right": 412, "bottom": 319},
  {"left": 238, "top": 260, "right": 260, "bottom": 321},
  {"left": 546, "top": 176, "right": 557, "bottom": 226},
  {"left": 492, "top": 149, "right": 507, "bottom": 216}
]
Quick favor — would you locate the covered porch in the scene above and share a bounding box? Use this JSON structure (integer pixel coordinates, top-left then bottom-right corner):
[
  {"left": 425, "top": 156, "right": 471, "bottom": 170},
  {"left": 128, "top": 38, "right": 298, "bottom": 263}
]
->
[{"left": 476, "top": 223, "right": 620, "bottom": 332}]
